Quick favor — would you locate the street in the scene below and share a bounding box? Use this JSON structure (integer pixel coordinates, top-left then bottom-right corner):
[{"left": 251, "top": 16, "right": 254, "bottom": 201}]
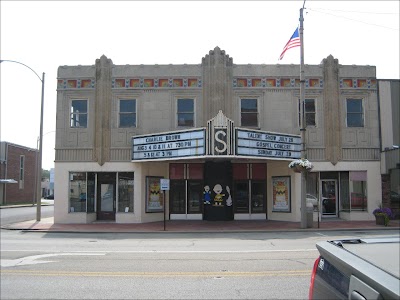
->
[
  {"left": 0, "top": 202, "right": 54, "bottom": 226},
  {"left": 1, "top": 226, "right": 399, "bottom": 299}
]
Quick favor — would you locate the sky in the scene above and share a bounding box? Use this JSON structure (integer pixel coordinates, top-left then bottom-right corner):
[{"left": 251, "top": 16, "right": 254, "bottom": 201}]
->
[{"left": 1, "top": 1, "right": 399, "bottom": 171}]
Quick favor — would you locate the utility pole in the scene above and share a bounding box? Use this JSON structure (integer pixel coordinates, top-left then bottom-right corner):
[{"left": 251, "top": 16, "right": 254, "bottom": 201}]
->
[{"left": 299, "top": 1, "right": 307, "bottom": 229}]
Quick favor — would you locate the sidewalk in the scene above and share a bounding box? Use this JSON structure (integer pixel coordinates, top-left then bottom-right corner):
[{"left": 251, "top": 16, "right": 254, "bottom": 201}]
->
[{"left": 2, "top": 216, "right": 400, "bottom": 233}]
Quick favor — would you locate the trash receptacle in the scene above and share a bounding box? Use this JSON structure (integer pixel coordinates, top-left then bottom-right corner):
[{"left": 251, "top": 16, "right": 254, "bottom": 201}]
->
[{"left": 306, "top": 202, "right": 314, "bottom": 228}]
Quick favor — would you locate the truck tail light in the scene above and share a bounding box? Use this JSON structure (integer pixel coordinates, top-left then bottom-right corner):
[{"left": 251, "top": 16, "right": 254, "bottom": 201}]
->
[{"left": 309, "top": 256, "right": 320, "bottom": 300}]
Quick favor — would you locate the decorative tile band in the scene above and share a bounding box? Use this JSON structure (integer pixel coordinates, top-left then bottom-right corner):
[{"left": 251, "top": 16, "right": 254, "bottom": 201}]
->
[{"left": 57, "top": 77, "right": 376, "bottom": 90}]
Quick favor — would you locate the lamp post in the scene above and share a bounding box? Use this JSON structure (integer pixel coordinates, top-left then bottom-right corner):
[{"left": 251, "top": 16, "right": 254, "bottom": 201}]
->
[{"left": 0, "top": 59, "right": 45, "bottom": 221}]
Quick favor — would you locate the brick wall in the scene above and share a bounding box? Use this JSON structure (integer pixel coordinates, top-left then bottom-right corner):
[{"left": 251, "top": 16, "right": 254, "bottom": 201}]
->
[{"left": 3, "top": 144, "right": 38, "bottom": 204}]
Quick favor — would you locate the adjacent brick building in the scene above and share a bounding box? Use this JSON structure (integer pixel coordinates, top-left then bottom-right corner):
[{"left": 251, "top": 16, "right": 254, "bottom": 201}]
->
[{"left": 0, "top": 142, "right": 38, "bottom": 205}]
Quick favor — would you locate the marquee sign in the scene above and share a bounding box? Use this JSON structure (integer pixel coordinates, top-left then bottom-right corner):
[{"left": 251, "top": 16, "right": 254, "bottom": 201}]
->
[
  {"left": 131, "top": 111, "right": 302, "bottom": 162},
  {"left": 236, "top": 128, "right": 301, "bottom": 159},
  {"left": 132, "top": 129, "right": 206, "bottom": 161}
]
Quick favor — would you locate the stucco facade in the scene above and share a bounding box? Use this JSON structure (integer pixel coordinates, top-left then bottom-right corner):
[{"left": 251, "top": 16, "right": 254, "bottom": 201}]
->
[{"left": 54, "top": 48, "right": 382, "bottom": 224}]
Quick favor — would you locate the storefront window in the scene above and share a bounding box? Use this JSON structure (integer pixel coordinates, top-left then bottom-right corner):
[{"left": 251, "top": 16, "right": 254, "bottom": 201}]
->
[
  {"left": 251, "top": 181, "right": 265, "bottom": 213},
  {"left": 340, "top": 172, "right": 350, "bottom": 211},
  {"left": 87, "top": 172, "right": 95, "bottom": 213},
  {"left": 349, "top": 171, "right": 367, "bottom": 211},
  {"left": 234, "top": 181, "right": 249, "bottom": 213},
  {"left": 170, "top": 180, "right": 185, "bottom": 214},
  {"left": 306, "top": 172, "right": 319, "bottom": 211},
  {"left": 118, "top": 172, "right": 134, "bottom": 212},
  {"left": 69, "top": 172, "right": 87, "bottom": 212},
  {"left": 188, "top": 181, "right": 202, "bottom": 213}
]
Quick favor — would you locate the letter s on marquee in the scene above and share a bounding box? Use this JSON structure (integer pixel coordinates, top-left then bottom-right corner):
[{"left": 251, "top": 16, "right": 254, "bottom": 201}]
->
[{"left": 214, "top": 130, "right": 227, "bottom": 153}]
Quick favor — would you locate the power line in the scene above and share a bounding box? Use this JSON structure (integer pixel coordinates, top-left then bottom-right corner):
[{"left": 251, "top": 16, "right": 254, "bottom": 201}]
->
[
  {"left": 310, "top": 7, "right": 399, "bottom": 15},
  {"left": 308, "top": 8, "right": 399, "bottom": 31}
]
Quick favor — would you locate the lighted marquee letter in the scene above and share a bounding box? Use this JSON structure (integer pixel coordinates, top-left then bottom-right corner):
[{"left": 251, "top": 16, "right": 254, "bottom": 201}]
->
[{"left": 214, "top": 130, "right": 227, "bottom": 154}]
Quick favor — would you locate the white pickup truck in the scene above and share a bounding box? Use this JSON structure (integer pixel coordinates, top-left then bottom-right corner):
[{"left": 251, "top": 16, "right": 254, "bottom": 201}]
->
[{"left": 309, "top": 237, "right": 400, "bottom": 299}]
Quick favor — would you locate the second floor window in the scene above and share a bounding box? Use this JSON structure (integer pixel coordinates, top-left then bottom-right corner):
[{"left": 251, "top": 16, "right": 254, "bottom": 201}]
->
[
  {"left": 119, "top": 99, "right": 136, "bottom": 128},
  {"left": 70, "top": 100, "right": 88, "bottom": 128},
  {"left": 241, "top": 98, "right": 258, "bottom": 127},
  {"left": 177, "top": 99, "right": 194, "bottom": 127},
  {"left": 298, "top": 99, "right": 316, "bottom": 127},
  {"left": 347, "top": 99, "right": 364, "bottom": 127}
]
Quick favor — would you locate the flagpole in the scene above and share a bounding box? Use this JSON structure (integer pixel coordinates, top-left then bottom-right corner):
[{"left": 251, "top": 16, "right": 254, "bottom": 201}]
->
[{"left": 299, "top": 1, "right": 308, "bottom": 229}]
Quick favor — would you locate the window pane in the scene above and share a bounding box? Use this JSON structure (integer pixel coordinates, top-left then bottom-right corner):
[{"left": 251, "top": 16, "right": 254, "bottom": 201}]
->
[
  {"left": 87, "top": 172, "right": 95, "bottom": 213},
  {"left": 233, "top": 164, "right": 248, "bottom": 180},
  {"left": 252, "top": 164, "right": 266, "bottom": 180},
  {"left": 71, "top": 100, "right": 87, "bottom": 113},
  {"left": 118, "top": 172, "right": 134, "bottom": 213},
  {"left": 306, "top": 113, "right": 316, "bottom": 126},
  {"left": 170, "top": 164, "right": 185, "bottom": 179},
  {"left": 234, "top": 181, "right": 249, "bottom": 213},
  {"left": 347, "top": 114, "right": 363, "bottom": 127},
  {"left": 170, "top": 180, "right": 185, "bottom": 213},
  {"left": 178, "top": 113, "right": 194, "bottom": 126},
  {"left": 340, "top": 172, "right": 350, "bottom": 211},
  {"left": 188, "top": 181, "right": 202, "bottom": 213},
  {"left": 188, "top": 164, "right": 203, "bottom": 179},
  {"left": 241, "top": 113, "right": 258, "bottom": 127},
  {"left": 241, "top": 99, "right": 257, "bottom": 112},
  {"left": 120, "top": 113, "right": 136, "bottom": 127},
  {"left": 305, "top": 99, "right": 315, "bottom": 112},
  {"left": 69, "top": 172, "right": 87, "bottom": 212},
  {"left": 120, "top": 100, "right": 136, "bottom": 113},
  {"left": 347, "top": 99, "right": 362, "bottom": 113},
  {"left": 350, "top": 179, "right": 367, "bottom": 211},
  {"left": 178, "top": 99, "right": 194, "bottom": 112}
]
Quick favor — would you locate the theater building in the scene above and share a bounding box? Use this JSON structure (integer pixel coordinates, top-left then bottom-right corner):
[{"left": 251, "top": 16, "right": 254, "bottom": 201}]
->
[{"left": 54, "top": 48, "right": 381, "bottom": 224}]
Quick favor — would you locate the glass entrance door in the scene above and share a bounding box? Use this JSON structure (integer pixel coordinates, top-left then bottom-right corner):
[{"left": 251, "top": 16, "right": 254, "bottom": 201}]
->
[
  {"left": 320, "top": 180, "right": 337, "bottom": 217},
  {"left": 97, "top": 173, "right": 116, "bottom": 220}
]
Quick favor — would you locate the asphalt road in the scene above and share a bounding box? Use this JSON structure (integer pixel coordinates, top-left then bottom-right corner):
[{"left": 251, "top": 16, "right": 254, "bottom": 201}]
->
[
  {"left": 1, "top": 228, "right": 399, "bottom": 299},
  {"left": 0, "top": 202, "right": 54, "bottom": 225}
]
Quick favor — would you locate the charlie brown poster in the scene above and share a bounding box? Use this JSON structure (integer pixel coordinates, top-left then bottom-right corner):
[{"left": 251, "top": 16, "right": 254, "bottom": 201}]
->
[{"left": 272, "top": 176, "right": 291, "bottom": 212}]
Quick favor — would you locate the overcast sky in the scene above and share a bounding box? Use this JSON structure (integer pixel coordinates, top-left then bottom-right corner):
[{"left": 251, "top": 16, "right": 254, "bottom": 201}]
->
[{"left": 1, "top": 1, "right": 399, "bottom": 170}]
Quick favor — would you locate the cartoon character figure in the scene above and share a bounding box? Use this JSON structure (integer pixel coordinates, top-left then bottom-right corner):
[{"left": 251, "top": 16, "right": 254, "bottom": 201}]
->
[
  {"left": 226, "top": 186, "right": 232, "bottom": 207},
  {"left": 203, "top": 185, "right": 211, "bottom": 205},
  {"left": 213, "top": 184, "right": 225, "bottom": 206}
]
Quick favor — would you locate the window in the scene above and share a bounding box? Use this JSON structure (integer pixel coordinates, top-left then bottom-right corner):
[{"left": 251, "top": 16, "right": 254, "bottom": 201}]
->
[
  {"left": 119, "top": 99, "right": 136, "bottom": 128},
  {"left": 118, "top": 172, "right": 134, "bottom": 212},
  {"left": 346, "top": 99, "right": 364, "bottom": 127},
  {"left": 70, "top": 100, "right": 88, "bottom": 128},
  {"left": 69, "top": 172, "right": 87, "bottom": 212},
  {"left": 298, "top": 99, "right": 316, "bottom": 127},
  {"left": 19, "top": 155, "right": 24, "bottom": 189},
  {"left": 349, "top": 171, "right": 367, "bottom": 211},
  {"left": 177, "top": 99, "right": 194, "bottom": 127},
  {"left": 241, "top": 99, "right": 258, "bottom": 127},
  {"left": 87, "top": 173, "right": 95, "bottom": 213}
]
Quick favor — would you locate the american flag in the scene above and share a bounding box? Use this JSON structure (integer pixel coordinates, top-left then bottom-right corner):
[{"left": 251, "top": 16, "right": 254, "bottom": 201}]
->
[{"left": 279, "top": 27, "right": 300, "bottom": 60}]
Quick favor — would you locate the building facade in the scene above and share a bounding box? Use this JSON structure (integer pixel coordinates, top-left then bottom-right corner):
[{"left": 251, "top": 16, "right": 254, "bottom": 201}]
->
[
  {"left": 378, "top": 79, "right": 400, "bottom": 217},
  {"left": 54, "top": 48, "right": 382, "bottom": 224},
  {"left": 0, "top": 142, "right": 38, "bottom": 205}
]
